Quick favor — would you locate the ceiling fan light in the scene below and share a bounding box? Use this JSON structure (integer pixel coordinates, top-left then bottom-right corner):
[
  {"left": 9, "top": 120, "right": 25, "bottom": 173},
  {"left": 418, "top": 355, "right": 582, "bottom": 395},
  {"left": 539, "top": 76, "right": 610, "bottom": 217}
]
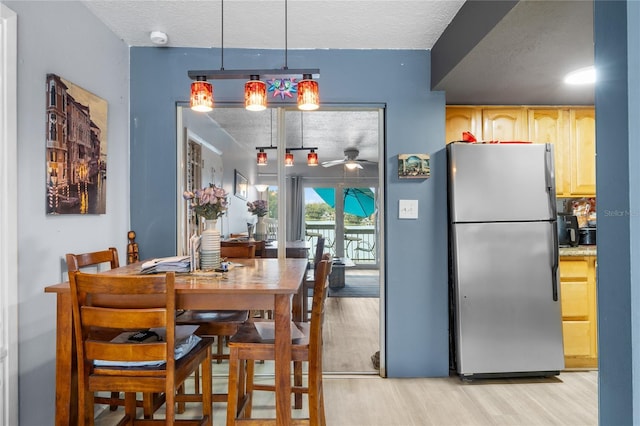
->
[
  {"left": 245, "top": 76, "right": 267, "bottom": 111},
  {"left": 285, "top": 150, "right": 294, "bottom": 167},
  {"left": 297, "top": 74, "right": 319, "bottom": 111},
  {"left": 345, "top": 161, "right": 360, "bottom": 170},
  {"left": 257, "top": 149, "right": 268, "bottom": 166},
  {"left": 307, "top": 149, "right": 319, "bottom": 166},
  {"left": 190, "top": 78, "right": 213, "bottom": 112}
]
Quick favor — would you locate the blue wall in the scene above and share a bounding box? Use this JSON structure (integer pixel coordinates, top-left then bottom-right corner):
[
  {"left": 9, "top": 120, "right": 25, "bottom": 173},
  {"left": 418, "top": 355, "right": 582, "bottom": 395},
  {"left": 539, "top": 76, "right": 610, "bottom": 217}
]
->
[
  {"left": 594, "top": 1, "right": 639, "bottom": 423},
  {"left": 130, "top": 47, "right": 450, "bottom": 377}
]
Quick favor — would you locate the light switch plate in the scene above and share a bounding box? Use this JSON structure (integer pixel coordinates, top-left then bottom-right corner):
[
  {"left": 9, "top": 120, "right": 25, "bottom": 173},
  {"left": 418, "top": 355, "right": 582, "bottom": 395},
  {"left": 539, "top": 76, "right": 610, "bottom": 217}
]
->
[{"left": 399, "top": 199, "right": 419, "bottom": 219}]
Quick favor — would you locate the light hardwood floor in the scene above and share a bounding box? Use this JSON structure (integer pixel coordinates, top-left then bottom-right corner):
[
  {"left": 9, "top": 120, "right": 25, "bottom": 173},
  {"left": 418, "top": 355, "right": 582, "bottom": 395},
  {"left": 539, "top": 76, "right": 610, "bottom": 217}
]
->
[{"left": 95, "top": 296, "right": 598, "bottom": 425}]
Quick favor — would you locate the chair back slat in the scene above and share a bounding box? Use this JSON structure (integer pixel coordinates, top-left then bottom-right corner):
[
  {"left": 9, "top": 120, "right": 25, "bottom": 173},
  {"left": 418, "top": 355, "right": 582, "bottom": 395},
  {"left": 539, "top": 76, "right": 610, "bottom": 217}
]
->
[
  {"left": 86, "top": 341, "right": 167, "bottom": 362},
  {"left": 66, "top": 248, "right": 119, "bottom": 273},
  {"left": 81, "top": 306, "right": 166, "bottom": 329}
]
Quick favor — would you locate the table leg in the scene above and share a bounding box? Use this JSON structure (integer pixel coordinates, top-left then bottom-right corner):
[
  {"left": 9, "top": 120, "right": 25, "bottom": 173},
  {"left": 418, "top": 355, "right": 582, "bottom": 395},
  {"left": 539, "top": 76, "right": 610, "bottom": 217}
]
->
[
  {"left": 273, "top": 294, "right": 292, "bottom": 426},
  {"left": 55, "top": 292, "right": 76, "bottom": 425}
]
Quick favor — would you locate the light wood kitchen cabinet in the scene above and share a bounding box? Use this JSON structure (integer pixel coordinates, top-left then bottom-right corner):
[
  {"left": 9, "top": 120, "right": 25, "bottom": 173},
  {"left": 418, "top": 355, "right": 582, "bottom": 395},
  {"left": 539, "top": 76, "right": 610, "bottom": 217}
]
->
[
  {"left": 445, "top": 107, "right": 482, "bottom": 143},
  {"left": 569, "top": 108, "right": 596, "bottom": 196},
  {"left": 445, "top": 105, "right": 596, "bottom": 198},
  {"left": 481, "top": 107, "right": 528, "bottom": 141},
  {"left": 559, "top": 256, "right": 597, "bottom": 368},
  {"left": 527, "top": 108, "right": 569, "bottom": 197}
]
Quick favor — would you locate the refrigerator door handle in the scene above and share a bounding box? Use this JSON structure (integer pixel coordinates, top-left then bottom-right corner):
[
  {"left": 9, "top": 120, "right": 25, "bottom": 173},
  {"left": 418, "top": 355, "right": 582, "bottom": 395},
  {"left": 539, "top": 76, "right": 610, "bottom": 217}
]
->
[
  {"left": 545, "top": 144, "right": 558, "bottom": 213},
  {"left": 551, "top": 221, "right": 559, "bottom": 302}
]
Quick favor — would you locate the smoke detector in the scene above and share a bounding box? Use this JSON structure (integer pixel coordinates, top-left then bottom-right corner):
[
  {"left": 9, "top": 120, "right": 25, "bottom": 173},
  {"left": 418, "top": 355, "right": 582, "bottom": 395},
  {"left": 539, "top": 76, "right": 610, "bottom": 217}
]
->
[{"left": 150, "top": 31, "right": 168, "bottom": 46}]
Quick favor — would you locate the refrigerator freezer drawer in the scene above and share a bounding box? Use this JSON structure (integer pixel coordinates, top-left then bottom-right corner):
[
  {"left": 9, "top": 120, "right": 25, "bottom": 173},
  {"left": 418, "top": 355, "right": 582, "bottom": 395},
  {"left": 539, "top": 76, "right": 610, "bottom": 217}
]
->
[{"left": 451, "top": 221, "right": 565, "bottom": 376}]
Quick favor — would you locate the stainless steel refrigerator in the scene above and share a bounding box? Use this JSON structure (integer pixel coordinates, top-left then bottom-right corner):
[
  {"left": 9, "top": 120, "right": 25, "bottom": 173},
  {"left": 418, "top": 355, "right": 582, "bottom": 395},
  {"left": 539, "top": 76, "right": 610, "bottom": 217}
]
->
[{"left": 447, "top": 142, "right": 564, "bottom": 379}]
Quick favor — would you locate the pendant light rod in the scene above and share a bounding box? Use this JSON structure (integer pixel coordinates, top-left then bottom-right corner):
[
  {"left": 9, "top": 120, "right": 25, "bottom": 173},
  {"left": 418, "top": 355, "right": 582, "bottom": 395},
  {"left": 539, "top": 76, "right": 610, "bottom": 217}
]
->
[
  {"left": 188, "top": 69, "right": 319, "bottom": 80},
  {"left": 284, "top": 0, "right": 288, "bottom": 69}
]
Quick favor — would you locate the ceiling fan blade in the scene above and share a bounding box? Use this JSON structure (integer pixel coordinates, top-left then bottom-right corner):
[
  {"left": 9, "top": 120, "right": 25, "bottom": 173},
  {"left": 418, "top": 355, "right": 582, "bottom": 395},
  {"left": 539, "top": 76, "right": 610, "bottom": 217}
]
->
[{"left": 321, "top": 159, "right": 346, "bottom": 168}]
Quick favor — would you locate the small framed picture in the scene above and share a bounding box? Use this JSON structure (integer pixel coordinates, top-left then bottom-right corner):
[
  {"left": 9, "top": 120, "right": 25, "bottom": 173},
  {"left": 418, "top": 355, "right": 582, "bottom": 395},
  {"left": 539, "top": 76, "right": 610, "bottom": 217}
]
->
[
  {"left": 398, "top": 154, "right": 430, "bottom": 179},
  {"left": 234, "top": 169, "right": 248, "bottom": 200}
]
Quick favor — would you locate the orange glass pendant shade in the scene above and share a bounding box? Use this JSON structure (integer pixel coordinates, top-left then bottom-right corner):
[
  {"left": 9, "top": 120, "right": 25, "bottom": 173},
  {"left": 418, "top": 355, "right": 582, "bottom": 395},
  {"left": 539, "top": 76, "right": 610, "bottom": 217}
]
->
[
  {"left": 257, "top": 150, "right": 268, "bottom": 166},
  {"left": 285, "top": 151, "right": 294, "bottom": 166},
  {"left": 190, "top": 78, "right": 213, "bottom": 112},
  {"left": 245, "top": 76, "right": 267, "bottom": 111},
  {"left": 297, "top": 74, "right": 319, "bottom": 111},
  {"left": 307, "top": 149, "right": 318, "bottom": 166}
]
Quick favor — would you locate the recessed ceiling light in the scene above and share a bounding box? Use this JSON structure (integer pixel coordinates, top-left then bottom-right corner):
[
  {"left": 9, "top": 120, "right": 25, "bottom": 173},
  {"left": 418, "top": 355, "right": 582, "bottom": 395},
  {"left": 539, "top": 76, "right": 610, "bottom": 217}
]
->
[{"left": 564, "top": 66, "right": 596, "bottom": 85}]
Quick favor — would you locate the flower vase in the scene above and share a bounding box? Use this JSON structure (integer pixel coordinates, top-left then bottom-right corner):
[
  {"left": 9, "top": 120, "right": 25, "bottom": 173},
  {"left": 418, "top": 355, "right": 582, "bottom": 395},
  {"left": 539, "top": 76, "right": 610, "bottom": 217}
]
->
[
  {"left": 255, "top": 216, "right": 267, "bottom": 241},
  {"left": 200, "top": 219, "right": 221, "bottom": 270}
]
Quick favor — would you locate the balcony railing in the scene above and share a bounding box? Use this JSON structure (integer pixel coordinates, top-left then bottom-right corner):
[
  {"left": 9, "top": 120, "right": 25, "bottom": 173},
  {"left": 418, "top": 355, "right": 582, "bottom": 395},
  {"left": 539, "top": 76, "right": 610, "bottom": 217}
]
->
[{"left": 305, "top": 221, "right": 377, "bottom": 267}]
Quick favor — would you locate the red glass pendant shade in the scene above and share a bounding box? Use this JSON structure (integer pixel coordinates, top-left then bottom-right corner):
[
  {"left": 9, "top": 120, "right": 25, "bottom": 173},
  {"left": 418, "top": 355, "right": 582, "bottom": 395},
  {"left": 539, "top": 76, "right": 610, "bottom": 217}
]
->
[
  {"left": 297, "top": 74, "right": 319, "bottom": 111},
  {"left": 257, "top": 150, "right": 268, "bottom": 166},
  {"left": 307, "top": 150, "right": 318, "bottom": 166},
  {"left": 245, "top": 77, "right": 267, "bottom": 111},
  {"left": 190, "top": 79, "right": 213, "bottom": 112}
]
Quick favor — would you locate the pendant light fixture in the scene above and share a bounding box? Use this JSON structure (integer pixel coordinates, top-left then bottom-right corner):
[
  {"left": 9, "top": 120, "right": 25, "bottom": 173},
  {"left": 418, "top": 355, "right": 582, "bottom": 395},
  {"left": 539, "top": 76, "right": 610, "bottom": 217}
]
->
[
  {"left": 257, "top": 149, "right": 268, "bottom": 166},
  {"left": 256, "top": 110, "right": 277, "bottom": 166},
  {"left": 298, "top": 74, "right": 319, "bottom": 111},
  {"left": 283, "top": 112, "right": 319, "bottom": 166},
  {"left": 284, "top": 150, "right": 294, "bottom": 166},
  {"left": 245, "top": 75, "right": 267, "bottom": 111},
  {"left": 188, "top": 0, "right": 319, "bottom": 111},
  {"left": 190, "top": 77, "right": 213, "bottom": 112},
  {"left": 307, "top": 149, "right": 319, "bottom": 166}
]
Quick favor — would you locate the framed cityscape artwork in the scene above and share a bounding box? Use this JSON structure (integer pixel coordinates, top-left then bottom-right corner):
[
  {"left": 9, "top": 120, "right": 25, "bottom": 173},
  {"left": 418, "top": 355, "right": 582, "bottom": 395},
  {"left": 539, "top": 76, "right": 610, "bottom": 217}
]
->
[{"left": 45, "top": 74, "right": 108, "bottom": 214}]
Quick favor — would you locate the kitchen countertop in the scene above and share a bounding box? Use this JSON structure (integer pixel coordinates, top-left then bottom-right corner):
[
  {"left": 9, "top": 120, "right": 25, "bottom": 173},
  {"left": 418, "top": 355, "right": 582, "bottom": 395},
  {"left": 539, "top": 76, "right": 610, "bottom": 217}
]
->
[{"left": 559, "top": 245, "right": 597, "bottom": 257}]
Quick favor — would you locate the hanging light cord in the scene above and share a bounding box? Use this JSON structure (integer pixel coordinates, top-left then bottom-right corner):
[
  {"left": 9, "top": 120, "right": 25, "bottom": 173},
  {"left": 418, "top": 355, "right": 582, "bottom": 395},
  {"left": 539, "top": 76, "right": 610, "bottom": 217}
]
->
[
  {"left": 220, "top": 0, "right": 225, "bottom": 70},
  {"left": 284, "top": 0, "right": 288, "bottom": 70},
  {"left": 300, "top": 112, "right": 304, "bottom": 148}
]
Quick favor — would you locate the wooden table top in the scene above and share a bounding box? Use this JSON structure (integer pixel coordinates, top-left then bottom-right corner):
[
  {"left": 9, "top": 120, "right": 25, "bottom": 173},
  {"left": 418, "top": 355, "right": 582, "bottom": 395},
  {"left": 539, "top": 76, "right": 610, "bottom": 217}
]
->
[{"left": 45, "top": 257, "right": 308, "bottom": 295}]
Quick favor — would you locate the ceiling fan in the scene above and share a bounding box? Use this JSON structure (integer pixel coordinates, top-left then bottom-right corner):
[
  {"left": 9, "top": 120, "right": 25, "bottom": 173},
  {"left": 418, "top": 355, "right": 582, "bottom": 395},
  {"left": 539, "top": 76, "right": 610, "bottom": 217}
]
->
[{"left": 321, "top": 148, "right": 377, "bottom": 170}]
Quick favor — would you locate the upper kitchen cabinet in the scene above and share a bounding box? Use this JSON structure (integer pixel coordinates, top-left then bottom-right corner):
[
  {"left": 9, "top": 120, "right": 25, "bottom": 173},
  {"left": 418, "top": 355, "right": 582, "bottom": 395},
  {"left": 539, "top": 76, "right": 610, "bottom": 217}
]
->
[
  {"left": 445, "top": 106, "right": 596, "bottom": 198},
  {"left": 569, "top": 109, "right": 596, "bottom": 196},
  {"left": 445, "top": 107, "right": 482, "bottom": 143},
  {"left": 527, "top": 108, "right": 569, "bottom": 197},
  {"left": 481, "top": 107, "right": 528, "bottom": 141}
]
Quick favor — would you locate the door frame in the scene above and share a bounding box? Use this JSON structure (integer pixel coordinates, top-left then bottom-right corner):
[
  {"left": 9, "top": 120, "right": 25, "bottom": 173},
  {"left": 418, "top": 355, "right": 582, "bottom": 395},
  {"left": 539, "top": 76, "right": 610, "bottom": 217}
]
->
[{"left": 0, "top": 4, "right": 19, "bottom": 425}]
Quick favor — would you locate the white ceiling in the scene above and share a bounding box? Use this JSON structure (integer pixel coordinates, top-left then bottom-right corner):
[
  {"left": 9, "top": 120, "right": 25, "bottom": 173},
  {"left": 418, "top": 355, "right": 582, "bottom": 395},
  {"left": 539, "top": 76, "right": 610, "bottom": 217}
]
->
[
  {"left": 82, "top": 0, "right": 594, "bottom": 166},
  {"left": 82, "top": 0, "right": 466, "bottom": 50}
]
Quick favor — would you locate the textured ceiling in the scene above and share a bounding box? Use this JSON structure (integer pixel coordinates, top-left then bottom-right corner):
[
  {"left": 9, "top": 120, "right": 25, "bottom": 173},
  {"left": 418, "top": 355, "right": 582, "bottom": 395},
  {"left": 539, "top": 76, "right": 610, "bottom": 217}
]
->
[
  {"left": 83, "top": 0, "right": 594, "bottom": 165},
  {"left": 82, "top": 0, "right": 466, "bottom": 49}
]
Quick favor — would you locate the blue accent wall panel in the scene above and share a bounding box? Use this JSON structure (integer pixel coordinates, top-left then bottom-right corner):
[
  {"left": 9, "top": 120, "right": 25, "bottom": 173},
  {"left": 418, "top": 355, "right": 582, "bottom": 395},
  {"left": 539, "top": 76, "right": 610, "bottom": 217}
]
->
[{"left": 130, "top": 47, "right": 449, "bottom": 377}]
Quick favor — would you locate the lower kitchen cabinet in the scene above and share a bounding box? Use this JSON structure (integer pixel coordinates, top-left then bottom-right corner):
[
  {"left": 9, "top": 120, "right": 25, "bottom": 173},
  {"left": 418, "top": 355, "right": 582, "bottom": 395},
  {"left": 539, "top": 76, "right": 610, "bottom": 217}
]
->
[{"left": 560, "top": 255, "right": 597, "bottom": 368}]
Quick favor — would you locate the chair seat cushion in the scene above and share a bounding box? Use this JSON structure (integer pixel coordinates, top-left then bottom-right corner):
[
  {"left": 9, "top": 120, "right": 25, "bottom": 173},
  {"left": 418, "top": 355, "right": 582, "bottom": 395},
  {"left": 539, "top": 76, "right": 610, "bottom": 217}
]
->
[
  {"left": 177, "top": 309, "right": 249, "bottom": 323},
  {"left": 230, "top": 321, "right": 308, "bottom": 345},
  {"left": 94, "top": 325, "right": 201, "bottom": 367}
]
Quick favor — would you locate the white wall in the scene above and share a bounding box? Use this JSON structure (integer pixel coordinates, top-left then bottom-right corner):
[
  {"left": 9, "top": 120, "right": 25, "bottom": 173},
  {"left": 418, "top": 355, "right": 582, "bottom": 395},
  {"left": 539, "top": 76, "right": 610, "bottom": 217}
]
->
[{"left": 4, "top": 2, "right": 130, "bottom": 424}]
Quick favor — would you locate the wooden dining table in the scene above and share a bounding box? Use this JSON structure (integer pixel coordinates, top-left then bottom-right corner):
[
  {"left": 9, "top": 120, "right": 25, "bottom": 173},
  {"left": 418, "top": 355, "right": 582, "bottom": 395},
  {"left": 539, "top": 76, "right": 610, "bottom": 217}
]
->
[{"left": 45, "top": 257, "right": 308, "bottom": 425}]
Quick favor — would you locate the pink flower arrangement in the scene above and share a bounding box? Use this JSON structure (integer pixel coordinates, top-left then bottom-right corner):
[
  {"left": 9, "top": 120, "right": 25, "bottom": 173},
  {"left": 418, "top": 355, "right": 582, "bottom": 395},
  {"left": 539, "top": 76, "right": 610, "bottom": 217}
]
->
[
  {"left": 183, "top": 184, "right": 228, "bottom": 220},
  {"left": 247, "top": 199, "right": 268, "bottom": 217}
]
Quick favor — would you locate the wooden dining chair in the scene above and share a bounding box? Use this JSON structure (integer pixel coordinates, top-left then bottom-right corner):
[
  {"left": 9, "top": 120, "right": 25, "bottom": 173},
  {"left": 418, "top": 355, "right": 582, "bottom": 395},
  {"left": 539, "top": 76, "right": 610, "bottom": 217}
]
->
[
  {"left": 68, "top": 270, "right": 213, "bottom": 426},
  {"left": 225, "top": 257, "right": 332, "bottom": 425},
  {"left": 66, "top": 248, "right": 163, "bottom": 415},
  {"left": 220, "top": 243, "right": 256, "bottom": 259},
  {"left": 302, "top": 236, "right": 326, "bottom": 322}
]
